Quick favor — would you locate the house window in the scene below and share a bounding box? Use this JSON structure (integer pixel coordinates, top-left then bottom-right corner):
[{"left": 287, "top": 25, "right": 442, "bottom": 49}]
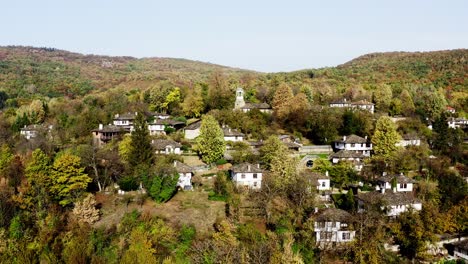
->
[
  {"left": 253, "top": 182, "right": 258, "bottom": 187},
  {"left": 400, "top": 183, "right": 407, "bottom": 189},
  {"left": 241, "top": 174, "right": 246, "bottom": 179},
  {"left": 253, "top": 173, "right": 258, "bottom": 179},
  {"left": 351, "top": 143, "right": 355, "bottom": 147},
  {"left": 342, "top": 232, "right": 350, "bottom": 240},
  {"left": 340, "top": 223, "right": 348, "bottom": 228},
  {"left": 318, "top": 222, "right": 325, "bottom": 228},
  {"left": 321, "top": 182, "right": 326, "bottom": 187},
  {"left": 320, "top": 232, "right": 332, "bottom": 240}
]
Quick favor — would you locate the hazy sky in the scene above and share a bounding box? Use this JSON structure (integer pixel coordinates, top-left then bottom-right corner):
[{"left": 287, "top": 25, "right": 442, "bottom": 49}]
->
[{"left": 1, "top": 0, "right": 467, "bottom": 72}]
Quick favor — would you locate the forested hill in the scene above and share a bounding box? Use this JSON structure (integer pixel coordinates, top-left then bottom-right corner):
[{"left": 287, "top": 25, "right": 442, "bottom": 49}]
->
[
  {"left": 284, "top": 49, "right": 468, "bottom": 91},
  {"left": 0, "top": 46, "right": 253, "bottom": 98}
]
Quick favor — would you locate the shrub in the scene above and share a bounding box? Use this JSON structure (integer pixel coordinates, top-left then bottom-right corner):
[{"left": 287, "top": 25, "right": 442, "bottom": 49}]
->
[{"left": 118, "top": 176, "right": 139, "bottom": 191}]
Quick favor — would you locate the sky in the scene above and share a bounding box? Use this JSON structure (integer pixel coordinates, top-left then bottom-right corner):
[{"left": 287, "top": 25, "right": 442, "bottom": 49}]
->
[{"left": 1, "top": 0, "right": 467, "bottom": 72}]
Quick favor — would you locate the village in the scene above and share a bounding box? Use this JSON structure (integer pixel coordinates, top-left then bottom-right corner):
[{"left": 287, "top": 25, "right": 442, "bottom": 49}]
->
[{"left": 15, "top": 86, "right": 468, "bottom": 262}]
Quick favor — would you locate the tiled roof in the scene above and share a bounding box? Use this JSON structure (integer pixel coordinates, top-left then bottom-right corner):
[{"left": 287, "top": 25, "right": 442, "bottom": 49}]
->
[
  {"left": 151, "top": 139, "right": 182, "bottom": 150},
  {"left": 151, "top": 119, "right": 185, "bottom": 126},
  {"left": 315, "top": 208, "right": 353, "bottom": 222},
  {"left": 185, "top": 120, "right": 201, "bottom": 130},
  {"left": 241, "top": 102, "right": 271, "bottom": 109},
  {"left": 357, "top": 191, "right": 420, "bottom": 206},
  {"left": 231, "top": 163, "right": 262, "bottom": 173},
  {"left": 336, "top": 134, "right": 368, "bottom": 144},
  {"left": 21, "top": 124, "right": 44, "bottom": 131},
  {"left": 284, "top": 142, "right": 302, "bottom": 149},
  {"left": 114, "top": 112, "right": 137, "bottom": 120},
  {"left": 173, "top": 161, "right": 193, "bottom": 173},
  {"left": 223, "top": 128, "right": 244, "bottom": 137},
  {"left": 377, "top": 173, "right": 414, "bottom": 184},
  {"left": 92, "top": 125, "right": 126, "bottom": 133},
  {"left": 351, "top": 100, "right": 374, "bottom": 106},
  {"left": 330, "top": 150, "right": 365, "bottom": 159}
]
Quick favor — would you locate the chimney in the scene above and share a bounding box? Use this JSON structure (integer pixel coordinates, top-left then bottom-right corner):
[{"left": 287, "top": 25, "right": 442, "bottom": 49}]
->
[
  {"left": 343, "top": 136, "right": 347, "bottom": 141},
  {"left": 257, "top": 164, "right": 260, "bottom": 169},
  {"left": 248, "top": 165, "right": 251, "bottom": 171},
  {"left": 344, "top": 98, "right": 347, "bottom": 102},
  {"left": 115, "top": 114, "right": 119, "bottom": 118},
  {"left": 314, "top": 207, "right": 319, "bottom": 214},
  {"left": 382, "top": 172, "right": 387, "bottom": 176},
  {"left": 381, "top": 187, "right": 385, "bottom": 194},
  {"left": 99, "top": 124, "right": 103, "bottom": 130},
  {"left": 365, "top": 135, "right": 368, "bottom": 140},
  {"left": 173, "top": 161, "right": 177, "bottom": 167},
  {"left": 325, "top": 171, "right": 329, "bottom": 177},
  {"left": 135, "top": 112, "right": 138, "bottom": 116}
]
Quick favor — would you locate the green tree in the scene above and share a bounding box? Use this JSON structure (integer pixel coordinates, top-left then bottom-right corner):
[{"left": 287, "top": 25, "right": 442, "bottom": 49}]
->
[
  {"left": 196, "top": 115, "right": 225, "bottom": 164},
  {"left": 129, "top": 113, "right": 153, "bottom": 168},
  {"left": 50, "top": 153, "right": 92, "bottom": 206},
  {"left": 373, "top": 84, "right": 392, "bottom": 112},
  {"left": 163, "top": 87, "right": 181, "bottom": 114},
  {"left": 259, "top": 135, "right": 288, "bottom": 170},
  {"left": 399, "top": 89, "right": 415, "bottom": 116},
  {"left": 148, "top": 174, "right": 179, "bottom": 203},
  {"left": 372, "top": 116, "right": 401, "bottom": 159},
  {"left": 181, "top": 85, "right": 204, "bottom": 117},
  {"left": 118, "top": 134, "right": 133, "bottom": 164},
  {"left": 0, "top": 145, "right": 13, "bottom": 177},
  {"left": 415, "top": 87, "right": 447, "bottom": 120}
]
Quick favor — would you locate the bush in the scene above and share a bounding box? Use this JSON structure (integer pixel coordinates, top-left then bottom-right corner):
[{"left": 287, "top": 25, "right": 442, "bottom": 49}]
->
[
  {"left": 215, "top": 159, "right": 227, "bottom": 165},
  {"left": 118, "top": 176, "right": 139, "bottom": 191}
]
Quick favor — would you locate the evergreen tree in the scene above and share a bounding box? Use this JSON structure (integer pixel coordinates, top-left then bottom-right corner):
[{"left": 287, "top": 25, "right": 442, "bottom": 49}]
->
[
  {"left": 372, "top": 116, "right": 401, "bottom": 159},
  {"left": 196, "top": 115, "right": 225, "bottom": 164},
  {"left": 129, "top": 113, "right": 153, "bottom": 168}
]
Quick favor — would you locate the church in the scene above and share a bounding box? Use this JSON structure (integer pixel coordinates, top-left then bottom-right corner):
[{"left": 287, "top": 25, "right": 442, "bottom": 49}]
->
[{"left": 233, "top": 87, "right": 272, "bottom": 114}]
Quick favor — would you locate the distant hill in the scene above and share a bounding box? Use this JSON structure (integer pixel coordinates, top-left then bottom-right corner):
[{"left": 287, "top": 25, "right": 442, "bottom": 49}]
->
[{"left": 0, "top": 46, "right": 254, "bottom": 98}]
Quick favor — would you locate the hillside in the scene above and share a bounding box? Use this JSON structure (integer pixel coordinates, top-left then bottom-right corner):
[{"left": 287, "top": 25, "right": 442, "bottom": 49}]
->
[{"left": 0, "top": 46, "right": 254, "bottom": 98}]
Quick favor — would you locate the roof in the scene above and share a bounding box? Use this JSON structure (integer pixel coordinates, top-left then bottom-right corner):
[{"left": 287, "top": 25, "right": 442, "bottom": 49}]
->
[
  {"left": 284, "top": 142, "right": 302, "bottom": 149},
  {"left": 401, "top": 133, "right": 420, "bottom": 140},
  {"left": 114, "top": 112, "right": 137, "bottom": 120},
  {"left": 454, "top": 239, "right": 468, "bottom": 250},
  {"left": 351, "top": 100, "right": 374, "bottom": 106},
  {"left": 302, "top": 170, "right": 330, "bottom": 181},
  {"left": 315, "top": 208, "right": 353, "bottom": 222},
  {"left": 357, "top": 191, "right": 420, "bottom": 206},
  {"left": 21, "top": 124, "right": 44, "bottom": 131},
  {"left": 185, "top": 120, "right": 201, "bottom": 130},
  {"left": 231, "top": 163, "right": 262, "bottom": 173},
  {"left": 148, "top": 111, "right": 170, "bottom": 117},
  {"left": 336, "top": 134, "right": 368, "bottom": 144},
  {"left": 223, "top": 128, "right": 245, "bottom": 137},
  {"left": 173, "top": 161, "right": 193, "bottom": 173},
  {"left": 330, "top": 150, "right": 365, "bottom": 159},
  {"left": 377, "top": 173, "right": 414, "bottom": 184},
  {"left": 92, "top": 125, "right": 126, "bottom": 133},
  {"left": 241, "top": 102, "right": 271, "bottom": 109},
  {"left": 248, "top": 141, "right": 264, "bottom": 147},
  {"left": 151, "top": 119, "right": 185, "bottom": 126},
  {"left": 151, "top": 139, "right": 182, "bottom": 150},
  {"left": 330, "top": 99, "right": 349, "bottom": 104}
]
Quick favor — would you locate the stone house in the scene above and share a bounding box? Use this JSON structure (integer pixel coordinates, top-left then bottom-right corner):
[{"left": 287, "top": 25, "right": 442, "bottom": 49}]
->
[
  {"left": 152, "top": 139, "right": 182, "bottom": 155},
  {"left": 230, "top": 163, "right": 263, "bottom": 189},
  {"left": 313, "top": 208, "right": 356, "bottom": 248}
]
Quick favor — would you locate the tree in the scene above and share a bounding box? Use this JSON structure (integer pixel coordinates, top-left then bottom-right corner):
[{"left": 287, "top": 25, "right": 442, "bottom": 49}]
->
[
  {"left": 415, "top": 87, "right": 447, "bottom": 120},
  {"left": 432, "top": 113, "right": 464, "bottom": 161},
  {"left": 0, "top": 91, "right": 7, "bottom": 109},
  {"left": 196, "top": 115, "right": 225, "bottom": 164},
  {"left": 372, "top": 116, "right": 401, "bottom": 159},
  {"left": 259, "top": 135, "right": 288, "bottom": 170},
  {"left": 0, "top": 144, "right": 13, "bottom": 177},
  {"left": 399, "top": 89, "right": 415, "bottom": 116},
  {"left": 148, "top": 174, "right": 179, "bottom": 203},
  {"left": 50, "top": 153, "right": 92, "bottom": 206},
  {"left": 129, "top": 113, "right": 153, "bottom": 168},
  {"left": 272, "top": 83, "right": 294, "bottom": 120},
  {"left": 181, "top": 85, "right": 204, "bottom": 117},
  {"left": 118, "top": 134, "right": 133, "bottom": 165},
  {"left": 373, "top": 84, "right": 392, "bottom": 112},
  {"left": 28, "top": 99, "right": 46, "bottom": 124},
  {"left": 163, "top": 87, "right": 181, "bottom": 114},
  {"left": 72, "top": 193, "right": 100, "bottom": 225}
]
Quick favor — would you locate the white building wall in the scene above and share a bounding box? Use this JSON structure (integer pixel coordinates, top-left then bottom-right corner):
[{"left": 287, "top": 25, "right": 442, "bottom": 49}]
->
[
  {"left": 232, "top": 172, "right": 262, "bottom": 189},
  {"left": 224, "top": 135, "right": 244, "bottom": 142},
  {"left": 317, "top": 179, "right": 330, "bottom": 190},
  {"left": 177, "top": 172, "right": 192, "bottom": 189},
  {"left": 185, "top": 128, "right": 200, "bottom": 139}
]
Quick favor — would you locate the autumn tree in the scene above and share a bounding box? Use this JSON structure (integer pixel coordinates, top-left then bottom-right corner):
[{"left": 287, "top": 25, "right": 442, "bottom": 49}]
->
[
  {"left": 372, "top": 116, "right": 401, "bottom": 159},
  {"left": 163, "top": 87, "right": 181, "bottom": 114},
  {"left": 206, "top": 72, "right": 233, "bottom": 110},
  {"left": 272, "top": 83, "right": 294, "bottom": 120},
  {"left": 50, "top": 153, "right": 92, "bottom": 206},
  {"left": 259, "top": 135, "right": 288, "bottom": 170},
  {"left": 72, "top": 193, "right": 100, "bottom": 225},
  {"left": 196, "top": 115, "right": 225, "bottom": 164},
  {"left": 128, "top": 113, "right": 153, "bottom": 168},
  {"left": 373, "top": 84, "right": 392, "bottom": 112}
]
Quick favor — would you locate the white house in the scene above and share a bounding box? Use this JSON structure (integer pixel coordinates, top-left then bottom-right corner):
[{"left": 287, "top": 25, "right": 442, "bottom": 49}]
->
[
  {"left": 148, "top": 119, "right": 185, "bottom": 135},
  {"left": 173, "top": 161, "right": 193, "bottom": 190},
  {"left": 152, "top": 139, "right": 182, "bottom": 155},
  {"left": 233, "top": 87, "right": 272, "bottom": 114},
  {"left": 313, "top": 208, "right": 356, "bottom": 248},
  {"left": 113, "top": 112, "right": 137, "bottom": 132},
  {"left": 20, "top": 124, "right": 51, "bottom": 140},
  {"left": 448, "top": 117, "right": 468, "bottom": 129},
  {"left": 223, "top": 127, "right": 244, "bottom": 142},
  {"left": 306, "top": 171, "right": 331, "bottom": 201},
  {"left": 329, "top": 99, "right": 374, "bottom": 113},
  {"left": 184, "top": 120, "right": 201, "bottom": 140},
  {"left": 329, "top": 150, "right": 365, "bottom": 171},
  {"left": 396, "top": 134, "right": 421, "bottom": 147},
  {"left": 376, "top": 173, "right": 414, "bottom": 193},
  {"left": 230, "top": 163, "right": 262, "bottom": 189},
  {"left": 357, "top": 191, "right": 422, "bottom": 217},
  {"left": 334, "top": 135, "right": 372, "bottom": 157}
]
